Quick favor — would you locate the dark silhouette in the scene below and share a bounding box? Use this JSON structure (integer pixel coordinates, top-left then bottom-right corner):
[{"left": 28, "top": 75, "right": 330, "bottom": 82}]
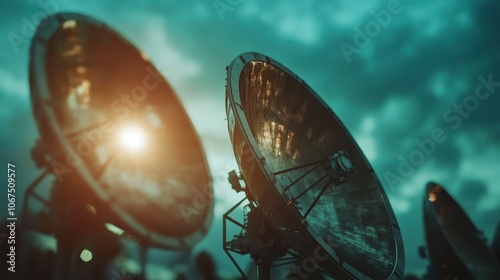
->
[{"left": 195, "top": 251, "right": 218, "bottom": 280}]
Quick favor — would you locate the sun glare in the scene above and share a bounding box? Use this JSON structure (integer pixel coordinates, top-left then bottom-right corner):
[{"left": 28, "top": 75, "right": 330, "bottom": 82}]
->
[{"left": 119, "top": 126, "right": 147, "bottom": 152}]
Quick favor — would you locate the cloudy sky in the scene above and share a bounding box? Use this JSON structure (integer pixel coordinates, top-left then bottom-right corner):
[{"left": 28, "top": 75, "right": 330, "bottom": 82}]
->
[{"left": 1, "top": 0, "right": 499, "bottom": 278}]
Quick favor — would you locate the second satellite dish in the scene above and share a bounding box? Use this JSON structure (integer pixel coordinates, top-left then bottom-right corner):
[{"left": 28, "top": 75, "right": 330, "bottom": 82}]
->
[
  {"left": 423, "top": 182, "right": 500, "bottom": 279},
  {"left": 225, "top": 52, "right": 404, "bottom": 279},
  {"left": 29, "top": 13, "right": 212, "bottom": 249}
]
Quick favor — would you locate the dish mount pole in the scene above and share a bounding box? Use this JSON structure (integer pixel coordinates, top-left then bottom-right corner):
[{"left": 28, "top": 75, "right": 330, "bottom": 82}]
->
[
  {"left": 22, "top": 141, "right": 108, "bottom": 280},
  {"left": 248, "top": 204, "right": 279, "bottom": 280},
  {"left": 138, "top": 241, "right": 148, "bottom": 280},
  {"left": 223, "top": 172, "right": 288, "bottom": 280}
]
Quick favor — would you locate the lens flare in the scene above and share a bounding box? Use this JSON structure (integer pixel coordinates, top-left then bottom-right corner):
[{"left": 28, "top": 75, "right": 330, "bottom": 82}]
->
[
  {"left": 119, "top": 126, "right": 146, "bottom": 152},
  {"left": 80, "top": 249, "right": 93, "bottom": 262}
]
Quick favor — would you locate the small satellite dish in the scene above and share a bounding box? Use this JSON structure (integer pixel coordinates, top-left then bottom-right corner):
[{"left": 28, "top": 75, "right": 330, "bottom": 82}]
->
[
  {"left": 423, "top": 182, "right": 500, "bottom": 279},
  {"left": 27, "top": 12, "right": 212, "bottom": 249},
  {"left": 492, "top": 223, "right": 500, "bottom": 265},
  {"left": 223, "top": 52, "right": 404, "bottom": 279}
]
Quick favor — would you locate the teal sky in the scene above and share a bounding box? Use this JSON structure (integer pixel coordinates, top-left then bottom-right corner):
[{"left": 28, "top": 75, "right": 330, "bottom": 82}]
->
[{"left": 1, "top": 0, "right": 499, "bottom": 278}]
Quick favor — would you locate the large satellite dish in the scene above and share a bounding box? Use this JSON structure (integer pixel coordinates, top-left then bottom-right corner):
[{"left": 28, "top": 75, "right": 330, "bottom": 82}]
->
[
  {"left": 223, "top": 52, "right": 404, "bottom": 279},
  {"left": 26, "top": 12, "right": 212, "bottom": 251},
  {"left": 423, "top": 182, "right": 500, "bottom": 279}
]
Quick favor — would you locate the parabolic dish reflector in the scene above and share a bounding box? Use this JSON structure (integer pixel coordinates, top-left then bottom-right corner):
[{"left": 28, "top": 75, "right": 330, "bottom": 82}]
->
[
  {"left": 424, "top": 182, "right": 500, "bottom": 279},
  {"left": 225, "top": 52, "right": 404, "bottom": 279},
  {"left": 29, "top": 13, "right": 212, "bottom": 249}
]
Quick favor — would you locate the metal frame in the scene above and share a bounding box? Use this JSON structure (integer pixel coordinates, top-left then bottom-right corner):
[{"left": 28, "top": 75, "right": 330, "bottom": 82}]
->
[
  {"left": 223, "top": 197, "right": 306, "bottom": 280},
  {"left": 223, "top": 197, "right": 249, "bottom": 279},
  {"left": 20, "top": 168, "right": 50, "bottom": 230}
]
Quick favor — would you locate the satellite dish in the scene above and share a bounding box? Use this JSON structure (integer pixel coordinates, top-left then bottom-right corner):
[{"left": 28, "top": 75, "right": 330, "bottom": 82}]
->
[
  {"left": 493, "top": 223, "right": 500, "bottom": 265},
  {"left": 423, "top": 182, "right": 500, "bottom": 279},
  {"left": 24, "top": 12, "right": 213, "bottom": 279},
  {"left": 223, "top": 52, "right": 404, "bottom": 279}
]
